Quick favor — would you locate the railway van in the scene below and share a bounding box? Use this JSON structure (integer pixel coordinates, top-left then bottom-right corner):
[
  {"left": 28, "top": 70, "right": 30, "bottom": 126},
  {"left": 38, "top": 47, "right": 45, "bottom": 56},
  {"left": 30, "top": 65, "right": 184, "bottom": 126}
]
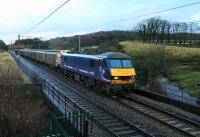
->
[{"left": 20, "top": 49, "right": 70, "bottom": 68}]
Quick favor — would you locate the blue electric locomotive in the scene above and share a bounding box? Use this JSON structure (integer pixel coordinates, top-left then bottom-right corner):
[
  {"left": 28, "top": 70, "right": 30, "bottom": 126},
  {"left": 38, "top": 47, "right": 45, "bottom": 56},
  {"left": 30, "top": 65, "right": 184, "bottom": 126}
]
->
[{"left": 60, "top": 52, "right": 136, "bottom": 95}]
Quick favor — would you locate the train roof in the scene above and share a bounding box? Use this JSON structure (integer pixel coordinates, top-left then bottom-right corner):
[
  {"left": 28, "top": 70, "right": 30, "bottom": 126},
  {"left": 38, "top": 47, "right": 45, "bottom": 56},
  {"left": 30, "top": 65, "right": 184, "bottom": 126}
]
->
[
  {"left": 62, "top": 53, "right": 100, "bottom": 59},
  {"left": 20, "top": 49, "right": 73, "bottom": 54},
  {"left": 62, "top": 52, "right": 131, "bottom": 60},
  {"left": 98, "top": 52, "right": 131, "bottom": 59}
]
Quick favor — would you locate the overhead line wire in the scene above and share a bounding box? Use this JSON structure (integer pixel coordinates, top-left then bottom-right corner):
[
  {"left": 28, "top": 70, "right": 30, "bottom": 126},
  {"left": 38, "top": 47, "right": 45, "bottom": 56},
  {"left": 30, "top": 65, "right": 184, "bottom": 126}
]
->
[
  {"left": 23, "top": 0, "right": 70, "bottom": 34},
  {"left": 92, "top": 1, "right": 200, "bottom": 29}
]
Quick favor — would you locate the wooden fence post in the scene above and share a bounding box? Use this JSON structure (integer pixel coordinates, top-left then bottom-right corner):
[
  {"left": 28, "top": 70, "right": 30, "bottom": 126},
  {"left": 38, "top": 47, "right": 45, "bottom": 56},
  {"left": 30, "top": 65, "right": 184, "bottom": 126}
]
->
[
  {"left": 83, "top": 120, "right": 88, "bottom": 137},
  {"left": 64, "top": 96, "right": 67, "bottom": 116}
]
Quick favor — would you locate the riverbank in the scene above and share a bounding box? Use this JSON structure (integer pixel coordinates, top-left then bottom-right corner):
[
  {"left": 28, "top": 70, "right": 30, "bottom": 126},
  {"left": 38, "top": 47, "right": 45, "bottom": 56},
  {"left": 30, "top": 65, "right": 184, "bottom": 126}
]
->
[{"left": 169, "top": 67, "right": 200, "bottom": 98}]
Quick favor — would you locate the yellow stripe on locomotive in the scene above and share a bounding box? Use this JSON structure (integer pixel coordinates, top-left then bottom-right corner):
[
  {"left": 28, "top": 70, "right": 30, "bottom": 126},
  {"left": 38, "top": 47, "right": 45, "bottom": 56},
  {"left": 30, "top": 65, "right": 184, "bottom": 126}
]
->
[{"left": 111, "top": 68, "right": 136, "bottom": 76}]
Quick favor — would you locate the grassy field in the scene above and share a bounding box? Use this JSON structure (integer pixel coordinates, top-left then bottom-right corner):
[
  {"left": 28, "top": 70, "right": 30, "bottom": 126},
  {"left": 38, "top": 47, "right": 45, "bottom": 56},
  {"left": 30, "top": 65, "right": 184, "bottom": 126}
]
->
[
  {"left": 120, "top": 41, "right": 200, "bottom": 63},
  {"left": 0, "top": 51, "right": 30, "bottom": 84},
  {"left": 120, "top": 41, "right": 200, "bottom": 97}
]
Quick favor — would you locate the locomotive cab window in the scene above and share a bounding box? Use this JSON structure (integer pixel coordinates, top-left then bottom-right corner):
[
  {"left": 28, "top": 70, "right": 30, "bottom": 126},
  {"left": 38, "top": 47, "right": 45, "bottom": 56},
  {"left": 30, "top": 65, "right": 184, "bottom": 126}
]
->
[
  {"left": 122, "top": 60, "right": 133, "bottom": 68},
  {"left": 109, "top": 59, "right": 122, "bottom": 68},
  {"left": 108, "top": 59, "right": 133, "bottom": 68}
]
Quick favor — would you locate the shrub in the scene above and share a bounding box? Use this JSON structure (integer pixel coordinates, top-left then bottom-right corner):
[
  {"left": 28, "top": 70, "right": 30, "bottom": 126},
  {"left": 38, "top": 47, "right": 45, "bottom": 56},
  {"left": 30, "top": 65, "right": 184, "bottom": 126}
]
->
[{"left": 0, "top": 85, "right": 49, "bottom": 136}]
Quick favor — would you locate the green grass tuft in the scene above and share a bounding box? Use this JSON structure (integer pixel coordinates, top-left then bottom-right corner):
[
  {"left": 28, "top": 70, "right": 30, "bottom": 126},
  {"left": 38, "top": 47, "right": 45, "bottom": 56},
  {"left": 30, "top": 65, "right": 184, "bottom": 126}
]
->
[{"left": 170, "top": 70, "right": 200, "bottom": 97}]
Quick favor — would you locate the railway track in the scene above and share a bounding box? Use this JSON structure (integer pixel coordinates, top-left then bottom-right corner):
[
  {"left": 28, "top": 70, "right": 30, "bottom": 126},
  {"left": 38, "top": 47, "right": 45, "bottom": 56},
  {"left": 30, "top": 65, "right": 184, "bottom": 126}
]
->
[
  {"left": 17, "top": 55, "right": 153, "bottom": 137},
  {"left": 41, "top": 65, "right": 200, "bottom": 136},
  {"left": 118, "top": 95, "right": 200, "bottom": 137}
]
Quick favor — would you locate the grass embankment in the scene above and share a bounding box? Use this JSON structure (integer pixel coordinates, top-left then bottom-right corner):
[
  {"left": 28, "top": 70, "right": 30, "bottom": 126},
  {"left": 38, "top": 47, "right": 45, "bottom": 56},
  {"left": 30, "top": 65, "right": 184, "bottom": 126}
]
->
[
  {"left": 0, "top": 85, "right": 49, "bottom": 136},
  {"left": 121, "top": 41, "right": 200, "bottom": 97},
  {"left": 0, "top": 51, "right": 49, "bottom": 136},
  {"left": 0, "top": 51, "right": 31, "bottom": 84}
]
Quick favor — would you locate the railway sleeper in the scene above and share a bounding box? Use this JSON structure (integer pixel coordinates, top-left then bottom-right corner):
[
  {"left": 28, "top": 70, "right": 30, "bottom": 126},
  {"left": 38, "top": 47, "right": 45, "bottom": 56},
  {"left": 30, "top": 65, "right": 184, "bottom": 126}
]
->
[
  {"left": 182, "top": 127, "right": 195, "bottom": 131},
  {"left": 84, "top": 107, "right": 98, "bottom": 110},
  {"left": 142, "top": 110, "right": 153, "bottom": 114},
  {"left": 173, "top": 123, "right": 184, "bottom": 128},
  {"left": 74, "top": 99, "right": 89, "bottom": 103},
  {"left": 96, "top": 116, "right": 113, "bottom": 121},
  {"left": 104, "top": 122, "right": 124, "bottom": 127},
  {"left": 149, "top": 113, "right": 162, "bottom": 117},
  {"left": 84, "top": 108, "right": 98, "bottom": 112},
  {"left": 77, "top": 102, "right": 92, "bottom": 106},
  {"left": 93, "top": 113, "right": 109, "bottom": 117},
  {"left": 81, "top": 105, "right": 96, "bottom": 108},
  {"left": 66, "top": 94, "right": 78, "bottom": 98},
  {"left": 73, "top": 99, "right": 88, "bottom": 104},
  {"left": 111, "top": 126, "right": 130, "bottom": 132},
  {"left": 133, "top": 106, "right": 145, "bottom": 109},
  {"left": 159, "top": 117, "right": 173, "bottom": 122},
  {"left": 77, "top": 104, "right": 92, "bottom": 109},
  {"left": 190, "top": 130, "right": 200, "bottom": 136},
  {"left": 86, "top": 109, "right": 101, "bottom": 114},
  {"left": 156, "top": 115, "right": 167, "bottom": 119},
  {"left": 91, "top": 111, "right": 104, "bottom": 115},
  {"left": 137, "top": 108, "right": 148, "bottom": 111},
  {"left": 74, "top": 101, "right": 87, "bottom": 105},
  {"left": 88, "top": 109, "right": 102, "bottom": 113},
  {"left": 187, "top": 127, "right": 200, "bottom": 133},
  {"left": 116, "top": 129, "right": 138, "bottom": 136},
  {"left": 166, "top": 120, "right": 179, "bottom": 124},
  {"left": 71, "top": 98, "right": 82, "bottom": 101},
  {"left": 101, "top": 119, "right": 120, "bottom": 124}
]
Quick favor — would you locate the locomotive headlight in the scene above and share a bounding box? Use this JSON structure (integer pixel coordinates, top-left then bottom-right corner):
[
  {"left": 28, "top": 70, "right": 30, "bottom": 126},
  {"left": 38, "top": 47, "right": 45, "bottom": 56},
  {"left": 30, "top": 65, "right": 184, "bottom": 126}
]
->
[{"left": 114, "top": 77, "right": 119, "bottom": 80}]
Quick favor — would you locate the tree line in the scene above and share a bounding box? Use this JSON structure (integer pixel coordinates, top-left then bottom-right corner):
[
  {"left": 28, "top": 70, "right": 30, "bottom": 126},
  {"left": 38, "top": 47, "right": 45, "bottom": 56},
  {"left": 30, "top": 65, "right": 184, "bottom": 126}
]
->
[
  {"left": 135, "top": 17, "right": 200, "bottom": 47},
  {"left": 0, "top": 40, "right": 8, "bottom": 50},
  {"left": 14, "top": 38, "right": 49, "bottom": 49}
]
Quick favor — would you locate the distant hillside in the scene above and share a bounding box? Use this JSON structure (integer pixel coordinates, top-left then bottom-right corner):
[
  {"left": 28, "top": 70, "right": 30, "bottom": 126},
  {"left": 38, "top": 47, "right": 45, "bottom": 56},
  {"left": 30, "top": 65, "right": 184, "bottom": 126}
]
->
[
  {"left": 15, "top": 30, "right": 137, "bottom": 49},
  {"left": 48, "top": 30, "right": 137, "bottom": 49}
]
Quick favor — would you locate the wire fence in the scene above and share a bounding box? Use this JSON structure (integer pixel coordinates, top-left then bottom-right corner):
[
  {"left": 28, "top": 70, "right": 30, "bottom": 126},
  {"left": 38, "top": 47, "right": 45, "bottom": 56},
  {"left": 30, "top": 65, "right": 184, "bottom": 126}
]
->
[
  {"left": 12, "top": 52, "right": 93, "bottom": 136},
  {"left": 0, "top": 84, "right": 48, "bottom": 137},
  {"left": 42, "top": 79, "right": 93, "bottom": 137},
  {"left": 0, "top": 84, "right": 91, "bottom": 137},
  {"left": 136, "top": 76, "right": 200, "bottom": 106}
]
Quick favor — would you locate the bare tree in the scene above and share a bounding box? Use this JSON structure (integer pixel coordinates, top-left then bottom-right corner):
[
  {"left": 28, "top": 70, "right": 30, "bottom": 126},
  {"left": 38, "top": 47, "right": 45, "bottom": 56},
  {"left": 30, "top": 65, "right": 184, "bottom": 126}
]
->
[{"left": 135, "top": 17, "right": 200, "bottom": 47}]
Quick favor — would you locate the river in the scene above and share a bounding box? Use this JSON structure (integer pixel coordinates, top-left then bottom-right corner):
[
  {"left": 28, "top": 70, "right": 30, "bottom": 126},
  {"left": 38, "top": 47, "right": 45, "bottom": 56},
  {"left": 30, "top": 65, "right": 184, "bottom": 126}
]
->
[{"left": 159, "top": 76, "right": 200, "bottom": 106}]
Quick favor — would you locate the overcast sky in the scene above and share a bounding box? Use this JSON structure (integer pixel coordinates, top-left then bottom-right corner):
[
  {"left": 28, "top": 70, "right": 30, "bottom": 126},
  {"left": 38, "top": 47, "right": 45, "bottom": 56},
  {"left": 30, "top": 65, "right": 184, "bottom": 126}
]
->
[{"left": 0, "top": 0, "right": 200, "bottom": 44}]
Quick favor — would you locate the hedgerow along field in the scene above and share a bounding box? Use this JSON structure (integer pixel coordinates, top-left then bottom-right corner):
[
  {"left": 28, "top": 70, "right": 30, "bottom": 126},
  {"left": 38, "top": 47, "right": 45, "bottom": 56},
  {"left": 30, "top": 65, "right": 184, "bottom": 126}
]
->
[
  {"left": 120, "top": 41, "right": 200, "bottom": 97},
  {"left": 0, "top": 51, "right": 30, "bottom": 84}
]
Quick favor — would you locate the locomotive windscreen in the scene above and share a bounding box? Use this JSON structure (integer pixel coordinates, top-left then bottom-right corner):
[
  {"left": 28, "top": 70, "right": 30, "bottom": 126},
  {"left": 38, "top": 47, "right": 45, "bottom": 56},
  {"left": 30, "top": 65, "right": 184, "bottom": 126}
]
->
[{"left": 108, "top": 59, "right": 133, "bottom": 68}]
